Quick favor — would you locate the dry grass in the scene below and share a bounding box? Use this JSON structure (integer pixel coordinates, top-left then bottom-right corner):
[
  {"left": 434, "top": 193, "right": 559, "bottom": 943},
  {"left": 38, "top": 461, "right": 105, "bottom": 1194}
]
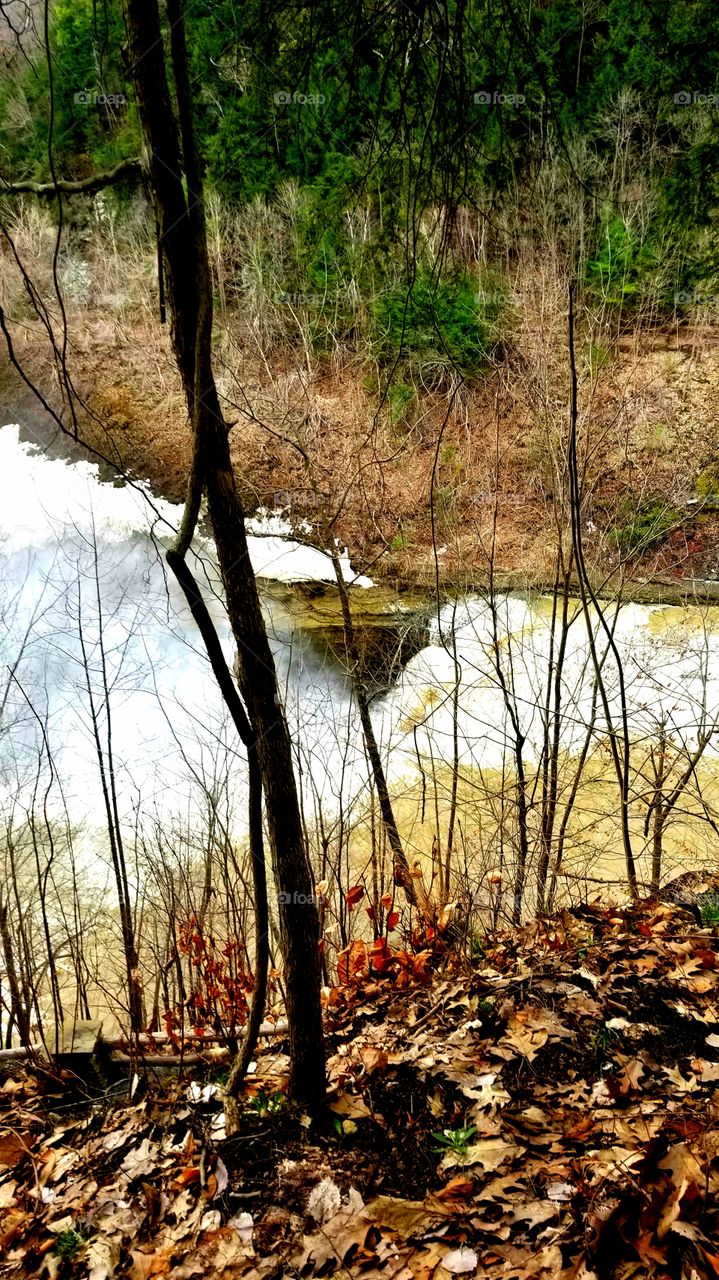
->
[{"left": 3, "top": 194, "right": 719, "bottom": 586}]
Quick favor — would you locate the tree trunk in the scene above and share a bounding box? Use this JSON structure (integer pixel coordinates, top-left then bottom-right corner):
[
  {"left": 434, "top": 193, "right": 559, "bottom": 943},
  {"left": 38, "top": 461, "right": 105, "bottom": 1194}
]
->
[{"left": 122, "top": 0, "right": 325, "bottom": 1103}]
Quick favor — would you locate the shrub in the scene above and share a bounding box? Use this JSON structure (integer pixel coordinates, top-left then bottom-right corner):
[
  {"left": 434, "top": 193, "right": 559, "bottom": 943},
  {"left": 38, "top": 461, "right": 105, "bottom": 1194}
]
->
[
  {"left": 386, "top": 381, "right": 417, "bottom": 426},
  {"left": 370, "top": 270, "right": 502, "bottom": 380},
  {"left": 585, "top": 214, "right": 653, "bottom": 308}
]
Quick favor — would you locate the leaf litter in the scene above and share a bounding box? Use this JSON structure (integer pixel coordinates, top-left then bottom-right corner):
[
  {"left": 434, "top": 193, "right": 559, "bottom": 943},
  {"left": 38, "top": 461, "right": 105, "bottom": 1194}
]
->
[{"left": 4, "top": 899, "right": 719, "bottom": 1276}]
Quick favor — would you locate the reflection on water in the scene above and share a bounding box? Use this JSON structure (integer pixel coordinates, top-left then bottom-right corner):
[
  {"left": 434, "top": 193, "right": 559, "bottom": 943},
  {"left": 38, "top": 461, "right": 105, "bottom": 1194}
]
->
[{"left": 2, "top": 421, "right": 719, "bottom": 896}]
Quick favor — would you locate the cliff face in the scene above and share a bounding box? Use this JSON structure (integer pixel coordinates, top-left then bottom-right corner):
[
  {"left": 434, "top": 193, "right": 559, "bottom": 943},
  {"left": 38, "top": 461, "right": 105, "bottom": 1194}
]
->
[{"left": 0, "top": 1, "right": 42, "bottom": 61}]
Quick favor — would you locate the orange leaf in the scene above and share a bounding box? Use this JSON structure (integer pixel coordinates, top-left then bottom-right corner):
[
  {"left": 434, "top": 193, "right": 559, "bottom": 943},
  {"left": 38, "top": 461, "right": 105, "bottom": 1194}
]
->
[
  {"left": 370, "top": 938, "right": 392, "bottom": 973},
  {"left": 387, "top": 910, "right": 400, "bottom": 930},
  {"left": 337, "top": 940, "right": 369, "bottom": 985},
  {"left": 346, "top": 884, "right": 365, "bottom": 909},
  {"left": 436, "top": 1176, "right": 475, "bottom": 1200}
]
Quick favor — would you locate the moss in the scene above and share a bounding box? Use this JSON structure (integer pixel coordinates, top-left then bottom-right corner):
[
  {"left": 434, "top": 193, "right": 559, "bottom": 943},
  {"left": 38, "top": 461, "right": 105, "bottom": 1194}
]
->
[
  {"left": 696, "top": 463, "right": 719, "bottom": 500},
  {"left": 611, "top": 499, "right": 682, "bottom": 557}
]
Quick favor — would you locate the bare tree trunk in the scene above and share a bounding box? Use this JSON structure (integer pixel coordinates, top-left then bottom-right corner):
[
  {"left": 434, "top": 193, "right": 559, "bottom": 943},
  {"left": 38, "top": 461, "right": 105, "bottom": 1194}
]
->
[
  {"left": 122, "top": 0, "right": 325, "bottom": 1102},
  {"left": 567, "top": 286, "right": 638, "bottom": 897},
  {"left": 0, "top": 903, "right": 32, "bottom": 1049},
  {"left": 166, "top": 552, "right": 268, "bottom": 1110}
]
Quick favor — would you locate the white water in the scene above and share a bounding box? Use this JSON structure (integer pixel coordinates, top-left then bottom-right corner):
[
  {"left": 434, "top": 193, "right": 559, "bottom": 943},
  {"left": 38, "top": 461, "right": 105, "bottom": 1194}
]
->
[
  {"left": 3, "top": 420, "right": 719, "bottom": 881},
  {"left": 0, "top": 423, "right": 369, "bottom": 870},
  {"left": 383, "top": 592, "right": 719, "bottom": 784}
]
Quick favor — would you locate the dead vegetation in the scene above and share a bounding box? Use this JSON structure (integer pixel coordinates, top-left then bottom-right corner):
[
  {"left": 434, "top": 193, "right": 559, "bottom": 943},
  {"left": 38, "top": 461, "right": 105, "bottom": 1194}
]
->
[
  {"left": 4, "top": 897, "right": 719, "bottom": 1278},
  {"left": 4, "top": 199, "right": 719, "bottom": 589}
]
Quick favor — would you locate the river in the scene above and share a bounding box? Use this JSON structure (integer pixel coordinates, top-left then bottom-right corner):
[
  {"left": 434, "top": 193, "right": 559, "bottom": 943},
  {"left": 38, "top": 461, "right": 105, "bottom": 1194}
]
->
[{"left": 2, "top": 419, "right": 719, "bottom": 904}]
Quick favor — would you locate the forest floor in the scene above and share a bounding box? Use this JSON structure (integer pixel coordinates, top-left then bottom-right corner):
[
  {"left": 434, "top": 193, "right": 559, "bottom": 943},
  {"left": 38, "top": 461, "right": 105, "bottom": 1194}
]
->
[{"left": 3, "top": 898, "right": 719, "bottom": 1279}]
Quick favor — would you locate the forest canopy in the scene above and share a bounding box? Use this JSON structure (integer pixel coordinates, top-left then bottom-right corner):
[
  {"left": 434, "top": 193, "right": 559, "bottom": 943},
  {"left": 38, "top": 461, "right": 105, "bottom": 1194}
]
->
[{"left": 2, "top": 0, "right": 719, "bottom": 332}]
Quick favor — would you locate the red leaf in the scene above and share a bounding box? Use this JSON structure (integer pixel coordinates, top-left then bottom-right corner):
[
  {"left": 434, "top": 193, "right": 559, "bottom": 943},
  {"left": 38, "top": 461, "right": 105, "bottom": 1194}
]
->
[
  {"left": 387, "top": 910, "right": 400, "bottom": 930},
  {"left": 370, "top": 938, "right": 392, "bottom": 974},
  {"left": 346, "top": 884, "right": 365, "bottom": 909}
]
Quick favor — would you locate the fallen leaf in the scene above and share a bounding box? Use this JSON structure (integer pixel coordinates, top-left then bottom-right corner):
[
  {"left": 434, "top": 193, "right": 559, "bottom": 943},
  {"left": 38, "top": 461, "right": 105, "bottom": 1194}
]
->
[{"left": 442, "top": 1246, "right": 478, "bottom": 1273}]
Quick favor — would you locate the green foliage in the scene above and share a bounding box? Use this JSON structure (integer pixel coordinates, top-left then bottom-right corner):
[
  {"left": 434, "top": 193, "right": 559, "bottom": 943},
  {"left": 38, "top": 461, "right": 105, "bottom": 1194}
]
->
[
  {"left": 54, "top": 1226, "right": 87, "bottom": 1264},
  {"left": 591, "top": 1024, "right": 618, "bottom": 1053},
  {"left": 470, "top": 933, "right": 487, "bottom": 960},
  {"left": 432, "top": 1124, "right": 477, "bottom": 1156},
  {"left": 585, "top": 215, "right": 657, "bottom": 309},
  {"left": 699, "top": 896, "right": 719, "bottom": 927},
  {"left": 371, "top": 272, "right": 499, "bottom": 379},
  {"left": 586, "top": 344, "right": 610, "bottom": 376},
  {"left": 386, "top": 382, "right": 417, "bottom": 427},
  {"left": 0, "top": 0, "right": 138, "bottom": 179},
  {"left": 250, "top": 1089, "right": 284, "bottom": 1117},
  {"left": 696, "top": 465, "right": 719, "bottom": 501},
  {"left": 4, "top": 0, "right": 719, "bottom": 342},
  {"left": 433, "top": 485, "right": 456, "bottom": 519},
  {"left": 611, "top": 499, "right": 682, "bottom": 557}
]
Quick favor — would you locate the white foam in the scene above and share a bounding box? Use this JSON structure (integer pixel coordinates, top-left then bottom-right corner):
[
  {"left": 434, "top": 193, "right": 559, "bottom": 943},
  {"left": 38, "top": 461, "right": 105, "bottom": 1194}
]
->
[{"left": 0, "top": 423, "right": 372, "bottom": 586}]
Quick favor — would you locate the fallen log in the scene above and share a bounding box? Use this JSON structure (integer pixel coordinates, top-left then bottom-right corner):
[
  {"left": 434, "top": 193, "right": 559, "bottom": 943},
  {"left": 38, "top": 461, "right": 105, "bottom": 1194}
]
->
[
  {"left": 0, "top": 1019, "right": 289, "bottom": 1065},
  {"left": 111, "top": 1049, "right": 231, "bottom": 1067},
  {"left": 107, "top": 1020, "right": 288, "bottom": 1048}
]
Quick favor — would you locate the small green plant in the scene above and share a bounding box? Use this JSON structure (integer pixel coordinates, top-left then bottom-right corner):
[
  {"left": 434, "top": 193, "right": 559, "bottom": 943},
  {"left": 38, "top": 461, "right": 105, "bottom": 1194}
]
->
[
  {"left": 699, "top": 896, "right": 719, "bottom": 927},
  {"left": 646, "top": 423, "right": 673, "bottom": 455},
  {"left": 586, "top": 343, "right": 610, "bottom": 375},
  {"left": 470, "top": 932, "right": 486, "bottom": 960},
  {"left": 696, "top": 464, "right": 719, "bottom": 502},
  {"left": 433, "top": 484, "right": 455, "bottom": 518},
  {"left": 590, "top": 1024, "right": 617, "bottom": 1053},
  {"left": 576, "top": 933, "right": 598, "bottom": 960},
  {"left": 477, "top": 997, "right": 494, "bottom": 1015},
  {"left": 386, "top": 381, "right": 416, "bottom": 426},
  {"left": 250, "top": 1089, "right": 284, "bottom": 1117},
  {"left": 389, "top": 532, "right": 407, "bottom": 551},
  {"left": 432, "top": 1123, "right": 476, "bottom": 1156},
  {"left": 55, "top": 1227, "right": 87, "bottom": 1264}
]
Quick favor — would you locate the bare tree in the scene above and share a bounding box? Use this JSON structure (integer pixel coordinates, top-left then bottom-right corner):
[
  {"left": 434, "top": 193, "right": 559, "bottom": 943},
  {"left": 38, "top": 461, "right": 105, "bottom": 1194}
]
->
[{"left": 121, "top": 0, "right": 325, "bottom": 1102}]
